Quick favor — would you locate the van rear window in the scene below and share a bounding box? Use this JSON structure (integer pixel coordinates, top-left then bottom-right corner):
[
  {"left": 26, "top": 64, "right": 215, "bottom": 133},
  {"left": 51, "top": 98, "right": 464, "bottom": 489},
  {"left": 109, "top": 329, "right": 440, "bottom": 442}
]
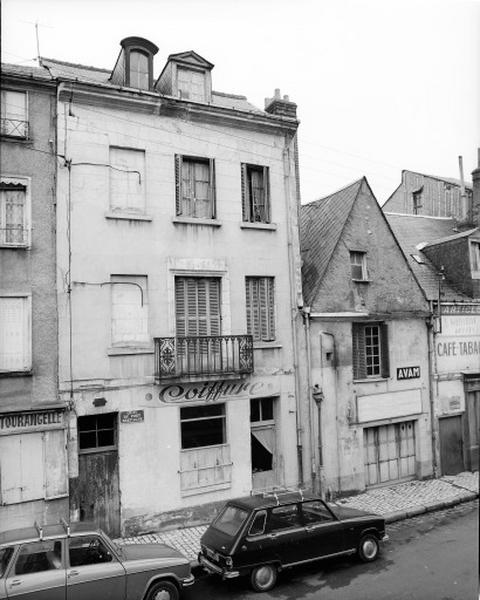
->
[{"left": 212, "top": 505, "right": 249, "bottom": 537}]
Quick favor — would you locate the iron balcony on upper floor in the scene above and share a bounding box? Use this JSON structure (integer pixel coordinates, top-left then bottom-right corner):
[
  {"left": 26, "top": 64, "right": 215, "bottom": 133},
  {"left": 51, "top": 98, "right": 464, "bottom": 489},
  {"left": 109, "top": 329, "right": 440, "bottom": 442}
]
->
[{"left": 154, "top": 335, "right": 254, "bottom": 380}]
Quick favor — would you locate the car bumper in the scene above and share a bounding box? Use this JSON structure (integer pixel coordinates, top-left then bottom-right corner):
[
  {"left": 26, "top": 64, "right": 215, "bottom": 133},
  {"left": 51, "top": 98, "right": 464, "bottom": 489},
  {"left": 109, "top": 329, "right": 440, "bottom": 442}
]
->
[
  {"left": 382, "top": 534, "right": 389, "bottom": 542},
  {"left": 181, "top": 574, "right": 195, "bottom": 587},
  {"left": 198, "top": 553, "right": 240, "bottom": 579}
]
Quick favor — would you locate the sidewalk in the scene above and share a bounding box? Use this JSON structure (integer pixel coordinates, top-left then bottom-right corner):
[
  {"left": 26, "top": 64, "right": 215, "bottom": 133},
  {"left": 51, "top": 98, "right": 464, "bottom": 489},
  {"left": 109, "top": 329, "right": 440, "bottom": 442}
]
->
[{"left": 117, "top": 471, "right": 478, "bottom": 564}]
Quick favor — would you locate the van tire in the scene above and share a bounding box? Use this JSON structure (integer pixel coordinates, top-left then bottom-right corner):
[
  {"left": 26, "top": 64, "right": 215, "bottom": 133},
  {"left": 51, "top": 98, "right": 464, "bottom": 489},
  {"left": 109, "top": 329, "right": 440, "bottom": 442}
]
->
[{"left": 250, "top": 564, "right": 277, "bottom": 592}]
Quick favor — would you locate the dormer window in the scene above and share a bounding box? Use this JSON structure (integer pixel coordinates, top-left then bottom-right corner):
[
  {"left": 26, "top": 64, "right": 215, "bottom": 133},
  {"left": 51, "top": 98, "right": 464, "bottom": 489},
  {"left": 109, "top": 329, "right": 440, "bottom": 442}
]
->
[
  {"left": 129, "top": 50, "right": 149, "bottom": 90},
  {"left": 110, "top": 37, "right": 158, "bottom": 91},
  {"left": 470, "top": 240, "right": 480, "bottom": 278},
  {"left": 350, "top": 251, "right": 368, "bottom": 281},
  {"left": 177, "top": 67, "right": 206, "bottom": 102}
]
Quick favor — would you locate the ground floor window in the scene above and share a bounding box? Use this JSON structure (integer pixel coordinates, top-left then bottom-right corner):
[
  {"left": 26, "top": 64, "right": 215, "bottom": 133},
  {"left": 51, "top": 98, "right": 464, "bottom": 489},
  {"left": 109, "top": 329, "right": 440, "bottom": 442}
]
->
[
  {"left": 250, "top": 397, "right": 276, "bottom": 490},
  {"left": 77, "top": 413, "right": 117, "bottom": 452},
  {"left": 364, "top": 421, "right": 416, "bottom": 486},
  {"left": 179, "top": 403, "right": 231, "bottom": 493}
]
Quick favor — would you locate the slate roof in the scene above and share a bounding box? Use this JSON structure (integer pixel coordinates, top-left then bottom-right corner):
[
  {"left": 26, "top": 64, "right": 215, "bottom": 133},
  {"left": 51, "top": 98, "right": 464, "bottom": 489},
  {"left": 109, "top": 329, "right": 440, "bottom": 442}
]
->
[
  {"left": 407, "top": 170, "right": 473, "bottom": 190},
  {"left": 300, "top": 179, "right": 363, "bottom": 305},
  {"left": 1, "top": 62, "right": 53, "bottom": 81},
  {"left": 384, "top": 213, "right": 470, "bottom": 301},
  {"left": 39, "top": 57, "right": 263, "bottom": 114}
]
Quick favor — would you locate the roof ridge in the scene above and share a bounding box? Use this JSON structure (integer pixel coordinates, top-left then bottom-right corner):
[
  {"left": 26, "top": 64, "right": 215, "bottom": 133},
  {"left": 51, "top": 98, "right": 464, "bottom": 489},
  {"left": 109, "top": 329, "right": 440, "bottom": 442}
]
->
[
  {"left": 402, "top": 169, "right": 473, "bottom": 189},
  {"left": 303, "top": 177, "right": 364, "bottom": 207},
  {"left": 40, "top": 56, "right": 111, "bottom": 73},
  {"left": 212, "top": 90, "right": 247, "bottom": 100}
]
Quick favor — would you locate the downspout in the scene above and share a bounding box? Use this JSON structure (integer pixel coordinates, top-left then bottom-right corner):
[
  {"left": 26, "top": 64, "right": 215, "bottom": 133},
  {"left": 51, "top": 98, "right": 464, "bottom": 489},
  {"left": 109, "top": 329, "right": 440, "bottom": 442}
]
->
[
  {"left": 302, "top": 307, "right": 317, "bottom": 493},
  {"left": 282, "top": 133, "right": 304, "bottom": 487},
  {"left": 427, "top": 303, "right": 439, "bottom": 477}
]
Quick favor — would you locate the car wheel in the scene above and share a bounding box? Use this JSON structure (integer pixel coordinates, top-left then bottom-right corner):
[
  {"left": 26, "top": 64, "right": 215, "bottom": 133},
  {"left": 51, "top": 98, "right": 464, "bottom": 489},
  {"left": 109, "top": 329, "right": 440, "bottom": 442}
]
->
[
  {"left": 358, "top": 533, "right": 379, "bottom": 562},
  {"left": 250, "top": 564, "right": 278, "bottom": 592},
  {"left": 145, "top": 580, "right": 179, "bottom": 600}
]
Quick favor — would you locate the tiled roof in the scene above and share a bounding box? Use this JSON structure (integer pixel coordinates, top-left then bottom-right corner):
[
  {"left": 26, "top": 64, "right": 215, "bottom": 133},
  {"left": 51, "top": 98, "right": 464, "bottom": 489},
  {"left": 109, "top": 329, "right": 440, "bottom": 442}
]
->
[
  {"left": 384, "top": 213, "right": 470, "bottom": 301},
  {"left": 405, "top": 170, "right": 473, "bottom": 190},
  {"left": 39, "top": 57, "right": 263, "bottom": 113},
  {"left": 1, "top": 62, "right": 53, "bottom": 81},
  {"left": 300, "top": 179, "right": 363, "bottom": 305}
]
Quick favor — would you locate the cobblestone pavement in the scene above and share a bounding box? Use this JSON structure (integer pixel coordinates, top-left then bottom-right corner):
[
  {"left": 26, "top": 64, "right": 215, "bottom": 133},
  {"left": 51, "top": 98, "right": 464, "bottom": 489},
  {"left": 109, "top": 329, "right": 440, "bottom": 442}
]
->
[{"left": 116, "top": 471, "right": 478, "bottom": 564}]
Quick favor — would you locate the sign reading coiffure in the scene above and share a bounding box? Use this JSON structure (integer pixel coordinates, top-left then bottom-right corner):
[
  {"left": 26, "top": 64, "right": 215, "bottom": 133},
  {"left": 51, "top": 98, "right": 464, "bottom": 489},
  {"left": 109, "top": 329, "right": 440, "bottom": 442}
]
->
[
  {"left": 159, "top": 379, "right": 280, "bottom": 403},
  {"left": 0, "top": 409, "right": 64, "bottom": 433}
]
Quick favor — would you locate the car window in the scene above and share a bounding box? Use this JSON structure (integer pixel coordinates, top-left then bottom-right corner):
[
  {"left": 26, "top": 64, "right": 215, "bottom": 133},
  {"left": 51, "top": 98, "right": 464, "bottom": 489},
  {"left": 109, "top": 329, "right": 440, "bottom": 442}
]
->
[
  {"left": 268, "top": 504, "right": 302, "bottom": 531},
  {"left": 15, "top": 540, "right": 63, "bottom": 575},
  {"left": 248, "top": 511, "right": 267, "bottom": 536},
  {"left": 301, "top": 500, "right": 334, "bottom": 525},
  {"left": 69, "top": 536, "right": 115, "bottom": 567},
  {"left": 0, "top": 547, "right": 14, "bottom": 577},
  {"left": 212, "top": 505, "right": 249, "bottom": 537}
]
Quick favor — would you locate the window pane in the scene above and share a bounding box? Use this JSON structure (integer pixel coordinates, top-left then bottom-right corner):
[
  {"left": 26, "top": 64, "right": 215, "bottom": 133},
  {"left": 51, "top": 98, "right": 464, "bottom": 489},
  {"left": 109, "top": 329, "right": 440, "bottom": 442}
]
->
[
  {"left": 129, "top": 51, "right": 149, "bottom": 89},
  {"left": 250, "top": 398, "right": 260, "bottom": 422},
  {"left": 269, "top": 505, "right": 301, "bottom": 531},
  {"left": 97, "top": 429, "right": 115, "bottom": 447},
  {"left": 212, "top": 505, "right": 249, "bottom": 537},
  {"left": 181, "top": 418, "right": 225, "bottom": 448},
  {"left": 15, "top": 541, "right": 61, "bottom": 575},
  {"left": 181, "top": 404, "right": 224, "bottom": 420},
  {"left": 69, "top": 536, "right": 114, "bottom": 567},
  {"left": 0, "top": 547, "right": 14, "bottom": 577}
]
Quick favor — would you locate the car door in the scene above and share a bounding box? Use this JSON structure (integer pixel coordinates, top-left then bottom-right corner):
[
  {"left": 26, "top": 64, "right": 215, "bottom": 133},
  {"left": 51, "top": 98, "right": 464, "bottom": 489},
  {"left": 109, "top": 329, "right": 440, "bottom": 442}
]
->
[
  {"left": 66, "top": 534, "right": 126, "bottom": 600},
  {"left": 4, "top": 539, "right": 66, "bottom": 600},
  {"left": 261, "top": 503, "right": 305, "bottom": 566},
  {"left": 299, "top": 500, "right": 347, "bottom": 561}
]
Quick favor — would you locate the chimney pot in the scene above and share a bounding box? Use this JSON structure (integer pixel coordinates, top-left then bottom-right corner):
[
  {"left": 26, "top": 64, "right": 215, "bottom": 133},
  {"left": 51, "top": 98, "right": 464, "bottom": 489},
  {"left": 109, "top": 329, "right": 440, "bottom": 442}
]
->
[
  {"left": 274, "top": 88, "right": 281, "bottom": 99},
  {"left": 283, "top": 94, "right": 289, "bottom": 101}
]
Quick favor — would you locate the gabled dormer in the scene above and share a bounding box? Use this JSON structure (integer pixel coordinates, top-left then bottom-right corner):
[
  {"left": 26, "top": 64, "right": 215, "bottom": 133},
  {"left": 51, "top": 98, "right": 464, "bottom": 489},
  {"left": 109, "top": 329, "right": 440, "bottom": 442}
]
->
[
  {"left": 155, "top": 51, "right": 213, "bottom": 103},
  {"left": 110, "top": 37, "right": 159, "bottom": 91}
]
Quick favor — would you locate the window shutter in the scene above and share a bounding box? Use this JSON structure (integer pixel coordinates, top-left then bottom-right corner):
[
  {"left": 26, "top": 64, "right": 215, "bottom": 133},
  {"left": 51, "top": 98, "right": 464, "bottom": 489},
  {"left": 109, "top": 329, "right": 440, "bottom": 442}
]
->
[
  {"left": 245, "top": 278, "right": 253, "bottom": 335},
  {"left": 263, "top": 166, "right": 270, "bottom": 222},
  {"left": 352, "top": 323, "right": 366, "bottom": 379},
  {"left": 175, "top": 154, "right": 183, "bottom": 216},
  {"left": 267, "top": 277, "right": 275, "bottom": 340},
  {"left": 208, "top": 278, "right": 221, "bottom": 335},
  {"left": 175, "top": 277, "right": 186, "bottom": 336},
  {"left": 241, "top": 163, "right": 248, "bottom": 221},
  {"left": 380, "top": 323, "right": 390, "bottom": 378},
  {"left": 208, "top": 159, "right": 216, "bottom": 219},
  {"left": 0, "top": 297, "right": 29, "bottom": 371}
]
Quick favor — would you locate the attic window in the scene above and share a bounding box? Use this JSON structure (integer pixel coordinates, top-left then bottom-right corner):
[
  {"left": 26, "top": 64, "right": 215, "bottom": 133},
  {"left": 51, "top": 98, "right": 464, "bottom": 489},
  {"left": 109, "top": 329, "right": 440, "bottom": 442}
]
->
[
  {"left": 129, "top": 50, "right": 149, "bottom": 90},
  {"left": 350, "top": 251, "right": 368, "bottom": 281},
  {"left": 412, "top": 187, "right": 423, "bottom": 215},
  {"left": 177, "top": 67, "right": 206, "bottom": 102}
]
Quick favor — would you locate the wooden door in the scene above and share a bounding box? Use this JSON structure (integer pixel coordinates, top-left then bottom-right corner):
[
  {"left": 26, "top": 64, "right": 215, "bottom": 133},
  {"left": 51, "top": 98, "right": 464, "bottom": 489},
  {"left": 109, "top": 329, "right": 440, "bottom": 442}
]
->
[
  {"left": 439, "top": 416, "right": 464, "bottom": 475},
  {"left": 77, "top": 451, "right": 120, "bottom": 537},
  {"left": 465, "top": 391, "right": 479, "bottom": 471}
]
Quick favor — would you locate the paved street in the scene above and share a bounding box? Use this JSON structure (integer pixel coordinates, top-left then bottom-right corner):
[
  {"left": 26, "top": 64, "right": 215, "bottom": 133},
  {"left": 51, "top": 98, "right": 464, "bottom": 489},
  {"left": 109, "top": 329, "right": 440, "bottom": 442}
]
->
[{"left": 183, "top": 501, "right": 479, "bottom": 600}]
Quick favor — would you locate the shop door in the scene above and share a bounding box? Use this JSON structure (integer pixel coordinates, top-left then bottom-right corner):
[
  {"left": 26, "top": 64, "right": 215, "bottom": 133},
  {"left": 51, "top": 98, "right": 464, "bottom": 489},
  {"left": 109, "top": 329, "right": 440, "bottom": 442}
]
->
[
  {"left": 465, "top": 390, "right": 479, "bottom": 471},
  {"left": 364, "top": 421, "right": 416, "bottom": 487},
  {"left": 76, "top": 414, "right": 120, "bottom": 537},
  {"left": 250, "top": 397, "right": 276, "bottom": 490},
  {"left": 439, "top": 416, "right": 464, "bottom": 475}
]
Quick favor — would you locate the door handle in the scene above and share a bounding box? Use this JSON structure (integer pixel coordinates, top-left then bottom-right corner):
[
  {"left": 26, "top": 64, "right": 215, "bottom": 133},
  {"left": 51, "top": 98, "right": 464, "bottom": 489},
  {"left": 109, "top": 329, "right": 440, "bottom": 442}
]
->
[
  {"left": 68, "top": 570, "right": 80, "bottom": 578},
  {"left": 10, "top": 579, "right": 22, "bottom": 587}
]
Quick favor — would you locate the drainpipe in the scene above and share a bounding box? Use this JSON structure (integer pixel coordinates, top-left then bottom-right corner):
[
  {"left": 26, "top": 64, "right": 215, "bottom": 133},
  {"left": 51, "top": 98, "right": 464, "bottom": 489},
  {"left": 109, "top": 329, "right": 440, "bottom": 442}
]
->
[
  {"left": 302, "top": 307, "right": 318, "bottom": 493},
  {"left": 427, "top": 305, "right": 439, "bottom": 477}
]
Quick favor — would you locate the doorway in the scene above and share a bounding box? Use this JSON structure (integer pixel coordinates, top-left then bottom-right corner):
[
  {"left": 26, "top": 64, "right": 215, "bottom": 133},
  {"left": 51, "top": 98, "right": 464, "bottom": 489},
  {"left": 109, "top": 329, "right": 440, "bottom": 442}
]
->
[
  {"left": 250, "top": 397, "right": 277, "bottom": 490},
  {"left": 439, "top": 415, "right": 465, "bottom": 475}
]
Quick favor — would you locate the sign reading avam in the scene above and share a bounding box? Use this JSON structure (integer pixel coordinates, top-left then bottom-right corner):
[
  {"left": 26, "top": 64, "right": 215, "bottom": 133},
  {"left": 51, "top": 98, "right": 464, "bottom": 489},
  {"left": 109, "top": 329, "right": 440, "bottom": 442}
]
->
[{"left": 397, "top": 366, "right": 420, "bottom": 380}]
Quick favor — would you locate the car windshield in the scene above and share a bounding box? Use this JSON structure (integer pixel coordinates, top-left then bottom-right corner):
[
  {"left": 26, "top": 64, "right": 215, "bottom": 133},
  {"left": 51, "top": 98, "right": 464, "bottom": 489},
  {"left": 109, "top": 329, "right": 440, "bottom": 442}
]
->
[
  {"left": 212, "top": 505, "right": 249, "bottom": 537},
  {"left": 0, "top": 547, "right": 14, "bottom": 578}
]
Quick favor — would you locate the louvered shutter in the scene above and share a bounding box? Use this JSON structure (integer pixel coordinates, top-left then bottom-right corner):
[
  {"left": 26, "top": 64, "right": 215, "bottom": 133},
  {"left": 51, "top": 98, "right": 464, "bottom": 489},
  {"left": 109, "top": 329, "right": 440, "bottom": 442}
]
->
[
  {"left": 175, "top": 277, "right": 186, "bottom": 336},
  {"left": 352, "top": 323, "right": 366, "bottom": 379},
  {"left": 208, "top": 159, "right": 216, "bottom": 219},
  {"left": 245, "top": 278, "right": 253, "bottom": 335},
  {"left": 208, "top": 278, "right": 221, "bottom": 335},
  {"left": 380, "top": 323, "right": 390, "bottom": 378},
  {"left": 266, "top": 277, "right": 275, "bottom": 340},
  {"left": 241, "top": 163, "right": 249, "bottom": 221},
  {"left": 175, "top": 277, "right": 221, "bottom": 337},
  {"left": 175, "top": 154, "right": 183, "bottom": 216}
]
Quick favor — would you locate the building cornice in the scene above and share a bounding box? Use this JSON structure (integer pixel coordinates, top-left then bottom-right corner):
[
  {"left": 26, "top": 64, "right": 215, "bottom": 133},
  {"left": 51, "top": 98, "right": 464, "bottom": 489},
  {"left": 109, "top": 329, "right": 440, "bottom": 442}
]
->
[{"left": 57, "top": 81, "right": 299, "bottom": 135}]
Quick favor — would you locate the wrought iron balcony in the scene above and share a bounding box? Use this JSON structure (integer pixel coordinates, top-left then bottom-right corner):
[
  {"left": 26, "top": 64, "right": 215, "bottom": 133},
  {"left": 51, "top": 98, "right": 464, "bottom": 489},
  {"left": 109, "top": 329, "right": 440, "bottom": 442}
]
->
[
  {"left": 154, "top": 335, "right": 254, "bottom": 380},
  {"left": 0, "top": 118, "right": 29, "bottom": 139}
]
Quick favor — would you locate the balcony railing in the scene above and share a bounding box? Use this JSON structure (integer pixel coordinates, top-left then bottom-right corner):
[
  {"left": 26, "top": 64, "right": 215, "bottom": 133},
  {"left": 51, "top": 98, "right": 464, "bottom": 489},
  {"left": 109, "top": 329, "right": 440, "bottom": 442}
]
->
[
  {"left": 0, "top": 118, "right": 29, "bottom": 139},
  {"left": 154, "top": 335, "right": 254, "bottom": 380}
]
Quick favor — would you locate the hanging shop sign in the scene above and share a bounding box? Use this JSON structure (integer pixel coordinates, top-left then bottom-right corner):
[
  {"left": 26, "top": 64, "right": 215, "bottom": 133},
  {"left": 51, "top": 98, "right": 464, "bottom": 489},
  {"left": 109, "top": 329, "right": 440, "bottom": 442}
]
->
[
  {"left": 158, "top": 379, "right": 280, "bottom": 404},
  {"left": 0, "top": 409, "right": 65, "bottom": 434},
  {"left": 120, "top": 410, "right": 144, "bottom": 423},
  {"left": 397, "top": 366, "right": 420, "bottom": 380}
]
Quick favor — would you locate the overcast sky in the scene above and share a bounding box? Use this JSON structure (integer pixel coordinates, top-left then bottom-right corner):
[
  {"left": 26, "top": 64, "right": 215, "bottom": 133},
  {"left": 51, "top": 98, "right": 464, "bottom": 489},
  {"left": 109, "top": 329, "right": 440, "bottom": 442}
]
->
[{"left": 2, "top": 0, "right": 479, "bottom": 204}]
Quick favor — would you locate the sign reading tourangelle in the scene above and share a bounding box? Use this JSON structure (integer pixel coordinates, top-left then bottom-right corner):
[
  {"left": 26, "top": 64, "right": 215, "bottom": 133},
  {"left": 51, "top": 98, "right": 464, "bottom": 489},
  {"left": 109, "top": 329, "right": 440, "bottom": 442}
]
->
[
  {"left": 0, "top": 409, "right": 65, "bottom": 434},
  {"left": 158, "top": 379, "right": 280, "bottom": 403}
]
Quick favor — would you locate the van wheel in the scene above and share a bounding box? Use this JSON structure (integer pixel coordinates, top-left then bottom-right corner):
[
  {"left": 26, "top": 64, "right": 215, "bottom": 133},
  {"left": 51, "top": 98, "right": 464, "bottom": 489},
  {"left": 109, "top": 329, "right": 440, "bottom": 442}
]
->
[
  {"left": 250, "top": 564, "right": 277, "bottom": 592},
  {"left": 358, "top": 534, "right": 379, "bottom": 562},
  {"left": 145, "top": 580, "right": 179, "bottom": 600}
]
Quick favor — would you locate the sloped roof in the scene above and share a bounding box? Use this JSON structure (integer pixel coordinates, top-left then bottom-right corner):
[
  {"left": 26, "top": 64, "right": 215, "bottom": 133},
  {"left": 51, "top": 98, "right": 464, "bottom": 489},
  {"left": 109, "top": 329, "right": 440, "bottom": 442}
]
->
[
  {"left": 1, "top": 62, "right": 53, "bottom": 81},
  {"left": 300, "top": 179, "right": 363, "bottom": 305},
  {"left": 411, "top": 170, "right": 473, "bottom": 190},
  {"left": 384, "top": 213, "right": 470, "bottom": 301},
  {"left": 167, "top": 50, "right": 214, "bottom": 69},
  {"left": 39, "top": 57, "right": 263, "bottom": 113}
]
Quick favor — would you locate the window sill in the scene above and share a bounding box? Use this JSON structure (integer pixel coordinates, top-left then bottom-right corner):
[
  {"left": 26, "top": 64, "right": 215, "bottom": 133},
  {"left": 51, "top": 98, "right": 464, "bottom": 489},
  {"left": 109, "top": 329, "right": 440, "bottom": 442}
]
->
[
  {"left": 107, "top": 346, "right": 154, "bottom": 356},
  {"left": 172, "top": 217, "right": 221, "bottom": 227},
  {"left": 0, "top": 370, "right": 33, "bottom": 378},
  {"left": 352, "top": 278, "right": 371, "bottom": 283},
  {"left": 241, "top": 222, "right": 277, "bottom": 231},
  {"left": 0, "top": 243, "right": 30, "bottom": 249},
  {"left": 353, "top": 377, "right": 388, "bottom": 383},
  {"left": 180, "top": 482, "right": 231, "bottom": 497},
  {"left": 105, "top": 211, "right": 152, "bottom": 222},
  {"left": 253, "top": 342, "right": 282, "bottom": 349}
]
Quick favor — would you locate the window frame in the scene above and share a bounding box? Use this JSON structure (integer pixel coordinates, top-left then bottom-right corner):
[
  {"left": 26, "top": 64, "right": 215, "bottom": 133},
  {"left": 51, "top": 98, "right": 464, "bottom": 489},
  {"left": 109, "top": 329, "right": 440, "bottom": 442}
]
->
[
  {"left": 0, "top": 293, "right": 32, "bottom": 374},
  {"left": 0, "top": 176, "right": 31, "bottom": 248},
  {"left": 180, "top": 404, "right": 226, "bottom": 450},
  {"left": 241, "top": 163, "right": 271, "bottom": 224},
  {"left": 109, "top": 146, "right": 146, "bottom": 215},
  {"left": 470, "top": 240, "right": 480, "bottom": 278},
  {"left": 245, "top": 276, "right": 276, "bottom": 343},
  {"left": 350, "top": 250, "right": 368, "bottom": 281},
  {"left": 127, "top": 49, "right": 150, "bottom": 90},
  {"left": 0, "top": 90, "right": 28, "bottom": 139},
  {"left": 175, "top": 154, "right": 216, "bottom": 220},
  {"left": 176, "top": 66, "right": 207, "bottom": 102},
  {"left": 77, "top": 413, "right": 118, "bottom": 454},
  {"left": 110, "top": 275, "right": 149, "bottom": 347},
  {"left": 352, "top": 321, "right": 389, "bottom": 380}
]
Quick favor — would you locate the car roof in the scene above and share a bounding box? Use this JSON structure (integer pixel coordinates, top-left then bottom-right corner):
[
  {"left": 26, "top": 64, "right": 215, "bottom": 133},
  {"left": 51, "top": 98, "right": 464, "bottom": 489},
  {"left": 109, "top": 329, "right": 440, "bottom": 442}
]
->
[
  {"left": 0, "top": 521, "right": 100, "bottom": 547},
  {"left": 227, "top": 490, "right": 322, "bottom": 511}
]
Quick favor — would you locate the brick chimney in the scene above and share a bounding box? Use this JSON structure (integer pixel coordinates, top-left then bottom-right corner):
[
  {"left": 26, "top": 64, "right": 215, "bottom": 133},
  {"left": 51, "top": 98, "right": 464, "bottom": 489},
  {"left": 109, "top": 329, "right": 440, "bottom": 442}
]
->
[
  {"left": 472, "top": 148, "right": 480, "bottom": 227},
  {"left": 265, "top": 88, "right": 297, "bottom": 119}
]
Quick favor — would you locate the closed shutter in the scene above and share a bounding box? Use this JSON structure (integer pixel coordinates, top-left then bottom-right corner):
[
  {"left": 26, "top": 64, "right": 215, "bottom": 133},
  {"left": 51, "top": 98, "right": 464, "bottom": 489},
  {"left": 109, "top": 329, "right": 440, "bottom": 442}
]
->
[
  {"left": 175, "top": 154, "right": 183, "bottom": 215},
  {"left": 0, "top": 297, "right": 30, "bottom": 371},
  {"left": 246, "top": 277, "right": 275, "bottom": 342},
  {"left": 175, "top": 277, "right": 221, "bottom": 337},
  {"left": 44, "top": 429, "right": 68, "bottom": 498},
  {"left": 208, "top": 159, "right": 216, "bottom": 219},
  {"left": 0, "top": 433, "right": 44, "bottom": 504},
  {"left": 111, "top": 278, "right": 148, "bottom": 345},
  {"left": 241, "top": 163, "right": 248, "bottom": 221},
  {"left": 352, "top": 323, "right": 366, "bottom": 379},
  {"left": 380, "top": 322, "right": 390, "bottom": 378}
]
